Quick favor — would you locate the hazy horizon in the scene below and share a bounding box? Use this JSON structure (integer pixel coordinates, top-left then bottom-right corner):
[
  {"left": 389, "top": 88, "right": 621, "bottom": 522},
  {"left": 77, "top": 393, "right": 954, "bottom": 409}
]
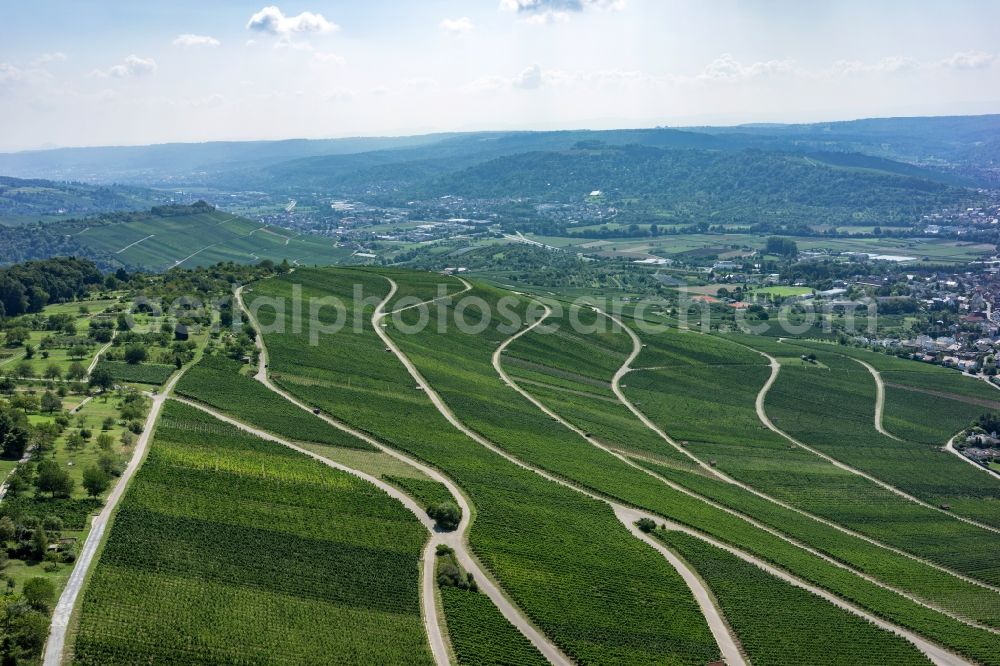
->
[{"left": 2, "top": 1, "right": 999, "bottom": 151}]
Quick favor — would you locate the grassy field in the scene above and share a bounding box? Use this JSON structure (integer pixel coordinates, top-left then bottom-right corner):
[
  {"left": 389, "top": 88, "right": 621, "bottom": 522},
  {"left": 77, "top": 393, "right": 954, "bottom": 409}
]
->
[
  {"left": 71, "top": 401, "right": 431, "bottom": 665},
  {"left": 752, "top": 285, "right": 814, "bottom": 297},
  {"left": 523, "top": 232, "right": 994, "bottom": 264}
]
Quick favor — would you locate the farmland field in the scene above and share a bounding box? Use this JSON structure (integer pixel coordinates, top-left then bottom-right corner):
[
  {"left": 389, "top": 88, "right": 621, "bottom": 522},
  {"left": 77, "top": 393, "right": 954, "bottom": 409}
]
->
[
  {"left": 72, "top": 208, "right": 352, "bottom": 271},
  {"left": 94, "top": 359, "right": 175, "bottom": 385},
  {"left": 654, "top": 530, "right": 933, "bottom": 665},
  {"left": 381, "top": 277, "right": 1000, "bottom": 660},
  {"left": 504, "top": 304, "right": 1000, "bottom": 629},
  {"left": 253, "top": 268, "right": 724, "bottom": 665},
  {"left": 71, "top": 401, "right": 431, "bottom": 665},
  {"left": 43, "top": 265, "right": 1000, "bottom": 666}
]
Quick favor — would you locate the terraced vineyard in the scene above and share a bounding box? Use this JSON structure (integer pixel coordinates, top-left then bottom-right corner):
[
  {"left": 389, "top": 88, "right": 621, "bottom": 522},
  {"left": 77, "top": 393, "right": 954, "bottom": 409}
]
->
[
  {"left": 71, "top": 401, "right": 431, "bottom": 665},
  {"left": 253, "top": 269, "right": 723, "bottom": 665},
  {"left": 49, "top": 266, "right": 1000, "bottom": 666},
  {"left": 72, "top": 206, "right": 351, "bottom": 271},
  {"left": 653, "top": 530, "right": 933, "bottom": 665}
]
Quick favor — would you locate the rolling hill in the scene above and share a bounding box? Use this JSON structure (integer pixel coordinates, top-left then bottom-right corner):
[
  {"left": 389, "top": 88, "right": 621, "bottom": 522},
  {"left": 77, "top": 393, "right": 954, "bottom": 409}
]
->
[
  {"left": 1, "top": 114, "right": 997, "bottom": 190},
  {"left": 0, "top": 176, "right": 167, "bottom": 226},
  {"left": 403, "top": 143, "right": 974, "bottom": 227},
  {"left": 0, "top": 201, "right": 350, "bottom": 270}
]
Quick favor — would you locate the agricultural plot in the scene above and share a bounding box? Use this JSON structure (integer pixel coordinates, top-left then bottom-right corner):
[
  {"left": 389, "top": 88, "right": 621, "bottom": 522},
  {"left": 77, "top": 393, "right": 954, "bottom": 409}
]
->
[
  {"left": 655, "top": 531, "right": 933, "bottom": 665},
  {"left": 175, "top": 354, "right": 373, "bottom": 450},
  {"left": 75, "top": 209, "right": 350, "bottom": 271},
  {"left": 72, "top": 401, "right": 431, "bottom": 665},
  {"left": 506, "top": 307, "right": 1000, "bottom": 629},
  {"left": 382, "top": 474, "right": 453, "bottom": 512},
  {"left": 435, "top": 547, "right": 547, "bottom": 666},
  {"left": 94, "top": 360, "right": 175, "bottom": 386},
  {"left": 254, "top": 270, "right": 723, "bottom": 665},
  {"left": 386, "top": 282, "right": 1000, "bottom": 659},
  {"left": 251, "top": 268, "right": 1000, "bottom": 665},
  {"left": 789, "top": 340, "right": 1000, "bottom": 444},
  {"left": 375, "top": 267, "right": 466, "bottom": 310},
  {"left": 624, "top": 332, "right": 1000, "bottom": 585},
  {"left": 760, "top": 344, "right": 1000, "bottom": 548},
  {"left": 440, "top": 588, "right": 548, "bottom": 666}
]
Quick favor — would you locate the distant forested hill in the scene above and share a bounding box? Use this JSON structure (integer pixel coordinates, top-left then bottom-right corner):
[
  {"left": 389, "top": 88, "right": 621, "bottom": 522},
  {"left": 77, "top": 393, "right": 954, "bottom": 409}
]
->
[
  {"left": 404, "top": 144, "right": 974, "bottom": 228},
  {"left": 1, "top": 115, "right": 997, "bottom": 190},
  {"left": 0, "top": 176, "right": 165, "bottom": 225}
]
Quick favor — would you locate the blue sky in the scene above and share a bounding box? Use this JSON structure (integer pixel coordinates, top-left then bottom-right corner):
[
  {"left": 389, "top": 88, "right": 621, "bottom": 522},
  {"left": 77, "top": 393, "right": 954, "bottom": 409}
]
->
[{"left": 1, "top": 1, "right": 998, "bottom": 150}]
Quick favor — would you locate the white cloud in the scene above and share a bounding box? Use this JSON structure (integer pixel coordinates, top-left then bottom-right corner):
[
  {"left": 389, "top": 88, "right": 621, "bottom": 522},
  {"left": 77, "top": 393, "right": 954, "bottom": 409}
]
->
[
  {"left": 313, "top": 52, "right": 346, "bottom": 65},
  {"left": 323, "top": 87, "right": 354, "bottom": 102},
  {"left": 405, "top": 77, "right": 440, "bottom": 92},
  {"left": 92, "top": 55, "right": 157, "bottom": 79},
  {"left": 440, "top": 17, "right": 474, "bottom": 34},
  {"left": 513, "top": 64, "right": 543, "bottom": 89},
  {"left": 876, "top": 55, "right": 919, "bottom": 72},
  {"left": 247, "top": 6, "right": 338, "bottom": 36},
  {"left": 0, "top": 64, "right": 24, "bottom": 83},
  {"left": 34, "top": 52, "right": 67, "bottom": 65},
  {"left": 173, "top": 34, "right": 221, "bottom": 48},
  {"left": 697, "top": 54, "right": 795, "bottom": 81},
  {"left": 941, "top": 51, "right": 995, "bottom": 70},
  {"left": 174, "top": 93, "right": 226, "bottom": 108},
  {"left": 466, "top": 64, "right": 567, "bottom": 92},
  {"left": 828, "top": 55, "right": 920, "bottom": 77},
  {"left": 500, "top": 0, "right": 624, "bottom": 23}
]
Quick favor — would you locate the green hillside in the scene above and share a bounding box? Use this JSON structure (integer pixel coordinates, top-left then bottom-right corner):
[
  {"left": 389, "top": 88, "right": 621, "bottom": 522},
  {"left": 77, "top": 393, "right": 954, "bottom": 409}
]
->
[
  {"left": 0, "top": 176, "right": 164, "bottom": 226},
  {"left": 0, "top": 202, "right": 351, "bottom": 270},
  {"left": 405, "top": 144, "right": 974, "bottom": 228}
]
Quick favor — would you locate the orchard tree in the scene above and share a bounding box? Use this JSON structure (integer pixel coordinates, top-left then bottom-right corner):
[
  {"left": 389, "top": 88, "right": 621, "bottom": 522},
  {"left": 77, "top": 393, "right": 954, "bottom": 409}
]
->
[{"left": 82, "top": 465, "right": 111, "bottom": 498}]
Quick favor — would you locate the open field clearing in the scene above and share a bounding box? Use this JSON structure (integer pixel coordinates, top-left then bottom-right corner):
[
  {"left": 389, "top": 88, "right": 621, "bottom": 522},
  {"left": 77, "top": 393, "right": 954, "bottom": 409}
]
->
[
  {"left": 524, "top": 232, "right": 994, "bottom": 265},
  {"left": 71, "top": 401, "right": 431, "bottom": 665}
]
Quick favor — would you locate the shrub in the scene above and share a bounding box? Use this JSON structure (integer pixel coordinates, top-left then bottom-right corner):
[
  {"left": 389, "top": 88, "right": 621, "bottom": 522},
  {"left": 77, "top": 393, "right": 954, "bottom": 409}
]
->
[{"left": 427, "top": 501, "right": 461, "bottom": 531}]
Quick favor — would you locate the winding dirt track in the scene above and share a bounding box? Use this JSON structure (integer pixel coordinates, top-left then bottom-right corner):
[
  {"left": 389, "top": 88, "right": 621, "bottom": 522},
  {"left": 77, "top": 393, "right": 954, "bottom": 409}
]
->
[
  {"left": 603, "top": 317, "right": 1000, "bottom": 608},
  {"left": 378, "top": 284, "right": 980, "bottom": 666},
  {"left": 236, "top": 283, "right": 571, "bottom": 666},
  {"left": 852, "top": 358, "right": 904, "bottom": 441},
  {"left": 748, "top": 346, "right": 1000, "bottom": 537},
  {"left": 43, "top": 370, "right": 185, "bottom": 666},
  {"left": 171, "top": 397, "right": 452, "bottom": 666}
]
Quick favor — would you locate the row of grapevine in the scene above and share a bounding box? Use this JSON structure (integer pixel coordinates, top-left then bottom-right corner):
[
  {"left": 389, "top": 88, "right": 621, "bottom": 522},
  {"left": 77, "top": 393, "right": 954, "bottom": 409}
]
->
[
  {"left": 255, "top": 269, "right": 723, "bottom": 665},
  {"left": 72, "top": 401, "right": 431, "bottom": 665}
]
